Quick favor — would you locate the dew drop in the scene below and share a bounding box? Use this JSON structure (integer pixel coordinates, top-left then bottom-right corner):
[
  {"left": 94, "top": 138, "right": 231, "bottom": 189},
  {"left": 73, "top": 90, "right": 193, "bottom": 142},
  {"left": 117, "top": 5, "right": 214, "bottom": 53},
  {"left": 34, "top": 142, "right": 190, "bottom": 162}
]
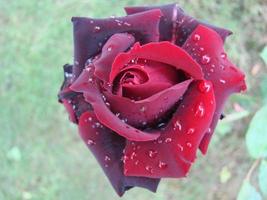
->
[
  {"left": 186, "top": 142, "right": 192, "bottom": 148},
  {"left": 199, "top": 47, "right": 204, "bottom": 52},
  {"left": 104, "top": 155, "right": 111, "bottom": 162},
  {"left": 186, "top": 128, "right": 195, "bottom": 134},
  {"left": 130, "top": 152, "right": 137, "bottom": 160},
  {"left": 201, "top": 54, "right": 211, "bottom": 64},
  {"left": 157, "top": 122, "right": 166, "bottom": 129},
  {"left": 198, "top": 81, "right": 212, "bottom": 93},
  {"left": 88, "top": 117, "right": 93, "bottom": 122},
  {"left": 104, "top": 164, "right": 109, "bottom": 168},
  {"left": 148, "top": 150, "right": 158, "bottom": 158},
  {"left": 122, "top": 155, "right": 129, "bottom": 163},
  {"left": 135, "top": 160, "right": 139, "bottom": 165},
  {"left": 177, "top": 144, "right": 184, "bottom": 151},
  {"left": 157, "top": 139, "right": 163, "bottom": 144},
  {"left": 107, "top": 46, "right": 112, "bottom": 52},
  {"left": 142, "top": 121, "right": 147, "bottom": 126},
  {"left": 194, "top": 102, "right": 205, "bottom": 117},
  {"left": 95, "top": 122, "right": 101, "bottom": 127},
  {"left": 87, "top": 139, "right": 96, "bottom": 146},
  {"left": 193, "top": 34, "right": 201, "bottom": 41},
  {"left": 158, "top": 161, "right": 168, "bottom": 169},
  {"left": 145, "top": 165, "right": 154, "bottom": 174},
  {"left": 165, "top": 138, "right": 172, "bottom": 143},
  {"left": 221, "top": 52, "right": 227, "bottom": 59},
  {"left": 220, "top": 79, "right": 226, "bottom": 84},
  {"left": 174, "top": 120, "right": 182, "bottom": 131},
  {"left": 94, "top": 26, "right": 101, "bottom": 32},
  {"left": 88, "top": 78, "right": 93, "bottom": 83},
  {"left": 140, "top": 106, "right": 146, "bottom": 112}
]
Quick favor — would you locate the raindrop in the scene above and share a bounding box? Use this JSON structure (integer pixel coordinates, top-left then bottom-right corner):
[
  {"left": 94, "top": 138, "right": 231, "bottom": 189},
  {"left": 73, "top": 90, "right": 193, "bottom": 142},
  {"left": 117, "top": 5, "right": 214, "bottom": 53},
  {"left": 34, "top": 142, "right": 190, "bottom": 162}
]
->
[
  {"left": 94, "top": 26, "right": 101, "bottom": 32},
  {"left": 199, "top": 47, "right": 204, "bottom": 52},
  {"left": 186, "top": 128, "right": 195, "bottom": 134},
  {"left": 115, "top": 113, "right": 121, "bottom": 118},
  {"left": 107, "top": 46, "right": 112, "bottom": 52},
  {"left": 135, "top": 160, "right": 139, "bottom": 165},
  {"left": 198, "top": 81, "right": 212, "bottom": 93},
  {"left": 165, "top": 138, "right": 172, "bottom": 143},
  {"left": 87, "top": 139, "right": 96, "bottom": 146},
  {"left": 130, "top": 152, "right": 137, "bottom": 160},
  {"left": 177, "top": 144, "right": 184, "bottom": 151},
  {"left": 201, "top": 54, "right": 211, "bottom": 64},
  {"left": 158, "top": 161, "right": 168, "bottom": 169},
  {"left": 145, "top": 165, "right": 154, "bottom": 174},
  {"left": 104, "top": 164, "right": 109, "bottom": 168},
  {"left": 194, "top": 102, "right": 205, "bottom": 117},
  {"left": 193, "top": 34, "right": 201, "bottom": 41},
  {"left": 221, "top": 52, "right": 227, "bottom": 59},
  {"left": 95, "top": 122, "right": 101, "bottom": 127},
  {"left": 105, "top": 155, "right": 111, "bottom": 162},
  {"left": 148, "top": 150, "right": 158, "bottom": 158},
  {"left": 157, "top": 122, "right": 166, "bottom": 129},
  {"left": 174, "top": 120, "right": 182, "bottom": 131},
  {"left": 157, "top": 139, "right": 163, "bottom": 144},
  {"left": 88, "top": 117, "right": 93, "bottom": 122},
  {"left": 90, "top": 20, "right": 94, "bottom": 24},
  {"left": 220, "top": 79, "right": 226, "bottom": 84},
  {"left": 140, "top": 106, "right": 146, "bottom": 112},
  {"left": 186, "top": 142, "right": 192, "bottom": 148},
  {"left": 142, "top": 121, "right": 147, "bottom": 126},
  {"left": 122, "top": 155, "right": 129, "bottom": 163},
  {"left": 88, "top": 78, "right": 93, "bottom": 82},
  {"left": 105, "top": 102, "right": 110, "bottom": 107}
]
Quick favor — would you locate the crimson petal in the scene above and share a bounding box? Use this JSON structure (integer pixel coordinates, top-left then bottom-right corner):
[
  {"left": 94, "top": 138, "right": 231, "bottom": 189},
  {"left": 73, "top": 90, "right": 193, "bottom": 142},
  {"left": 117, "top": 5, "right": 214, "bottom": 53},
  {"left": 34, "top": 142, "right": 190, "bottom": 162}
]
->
[
  {"left": 78, "top": 112, "right": 160, "bottom": 196},
  {"left": 70, "top": 68, "right": 160, "bottom": 141},
  {"left": 72, "top": 9, "right": 162, "bottom": 79},
  {"left": 125, "top": 3, "right": 232, "bottom": 45},
  {"left": 182, "top": 25, "right": 246, "bottom": 154},
  {"left": 124, "top": 80, "right": 216, "bottom": 178},
  {"left": 110, "top": 42, "right": 203, "bottom": 83},
  {"left": 104, "top": 79, "right": 192, "bottom": 127}
]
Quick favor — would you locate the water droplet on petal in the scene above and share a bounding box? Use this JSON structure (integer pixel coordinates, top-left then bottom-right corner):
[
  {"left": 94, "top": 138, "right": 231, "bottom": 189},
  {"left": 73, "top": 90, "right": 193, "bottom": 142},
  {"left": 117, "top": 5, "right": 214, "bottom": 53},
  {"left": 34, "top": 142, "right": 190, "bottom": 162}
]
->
[
  {"left": 87, "top": 139, "right": 96, "bottom": 146},
  {"left": 107, "top": 46, "right": 112, "bottom": 52},
  {"left": 94, "top": 26, "right": 101, "bottom": 32},
  {"left": 201, "top": 54, "right": 211, "bottom": 64},
  {"left": 186, "top": 128, "right": 195, "bottom": 134},
  {"left": 186, "top": 142, "right": 192, "bottom": 148},
  {"left": 135, "top": 160, "right": 139, "bottom": 165},
  {"left": 194, "top": 102, "right": 205, "bottom": 117},
  {"left": 148, "top": 150, "right": 158, "bottom": 158},
  {"left": 140, "top": 106, "right": 146, "bottom": 112},
  {"left": 158, "top": 161, "right": 168, "bottom": 169},
  {"left": 145, "top": 165, "right": 154, "bottom": 174},
  {"left": 174, "top": 120, "right": 182, "bottom": 131},
  {"left": 88, "top": 117, "right": 93, "bottom": 121},
  {"left": 177, "top": 144, "right": 184, "bottom": 151},
  {"left": 122, "top": 155, "right": 129, "bottom": 163},
  {"left": 165, "top": 138, "right": 172, "bottom": 143},
  {"left": 221, "top": 52, "right": 227, "bottom": 59},
  {"left": 198, "top": 81, "right": 212, "bottom": 93},
  {"left": 104, "top": 155, "right": 111, "bottom": 162},
  {"left": 130, "top": 152, "right": 137, "bottom": 160},
  {"left": 220, "top": 79, "right": 226, "bottom": 84},
  {"left": 193, "top": 34, "right": 201, "bottom": 41}
]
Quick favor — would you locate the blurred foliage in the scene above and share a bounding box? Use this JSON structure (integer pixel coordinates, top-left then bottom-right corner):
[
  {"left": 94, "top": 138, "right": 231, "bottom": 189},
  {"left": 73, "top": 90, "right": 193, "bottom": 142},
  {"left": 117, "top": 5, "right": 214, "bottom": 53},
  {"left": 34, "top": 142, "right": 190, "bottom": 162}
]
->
[{"left": 0, "top": 0, "right": 267, "bottom": 199}]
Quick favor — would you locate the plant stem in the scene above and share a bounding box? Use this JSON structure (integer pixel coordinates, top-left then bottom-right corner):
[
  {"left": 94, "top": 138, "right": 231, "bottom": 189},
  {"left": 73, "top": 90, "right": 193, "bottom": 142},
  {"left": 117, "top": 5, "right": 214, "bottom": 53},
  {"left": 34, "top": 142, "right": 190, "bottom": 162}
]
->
[{"left": 245, "top": 158, "right": 261, "bottom": 181}]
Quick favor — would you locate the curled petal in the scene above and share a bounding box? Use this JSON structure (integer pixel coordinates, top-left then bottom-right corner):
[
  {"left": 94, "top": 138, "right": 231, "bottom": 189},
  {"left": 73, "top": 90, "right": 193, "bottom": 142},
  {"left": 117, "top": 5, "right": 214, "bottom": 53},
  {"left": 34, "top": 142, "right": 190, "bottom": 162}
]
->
[
  {"left": 72, "top": 9, "right": 162, "bottom": 79},
  {"left": 182, "top": 25, "right": 246, "bottom": 154},
  {"left": 78, "top": 111, "right": 160, "bottom": 196},
  {"left": 125, "top": 3, "right": 232, "bottom": 45},
  {"left": 124, "top": 80, "right": 216, "bottom": 178},
  {"left": 70, "top": 69, "right": 160, "bottom": 141},
  {"left": 110, "top": 42, "right": 203, "bottom": 83},
  {"left": 104, "top": 79, "right": 192, "bottom": 127}
]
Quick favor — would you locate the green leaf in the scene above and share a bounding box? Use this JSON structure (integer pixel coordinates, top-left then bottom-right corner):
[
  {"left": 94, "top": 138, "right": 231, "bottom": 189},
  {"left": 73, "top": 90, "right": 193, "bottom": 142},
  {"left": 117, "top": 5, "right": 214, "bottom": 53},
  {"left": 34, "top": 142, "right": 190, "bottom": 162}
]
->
[
  {"left": 237, "top": 181, "right": 262, "bottom": 200},
  {"left": 6, "top": 146, "right": 21, "bottom": 161},
  {"left": 260, "top": 46, "right": 267, "bottom": 65},
  {"left": 260, "top": 77, "right": 267, "bottom": 105},
  {"left": 246, "top": 106, "right": 267, "bottom": 158},
  {"left": 258, "top": 160, "right": 267, "bottom": 197}
]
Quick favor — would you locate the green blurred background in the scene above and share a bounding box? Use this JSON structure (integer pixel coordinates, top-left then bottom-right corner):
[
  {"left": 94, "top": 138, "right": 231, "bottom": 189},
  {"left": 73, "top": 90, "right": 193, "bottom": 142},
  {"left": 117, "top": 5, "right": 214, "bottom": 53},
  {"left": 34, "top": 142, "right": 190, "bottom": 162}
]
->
[{"left": 1, "top": 0, "right": 267, "bottom": 199}]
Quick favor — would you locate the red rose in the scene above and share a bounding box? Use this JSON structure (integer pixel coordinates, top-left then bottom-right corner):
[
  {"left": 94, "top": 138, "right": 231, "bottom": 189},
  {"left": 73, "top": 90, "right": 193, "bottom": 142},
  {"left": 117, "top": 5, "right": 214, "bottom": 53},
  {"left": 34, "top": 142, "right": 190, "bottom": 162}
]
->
[{"left": 58, "top": 3, "right": 246, "bottom": 196}]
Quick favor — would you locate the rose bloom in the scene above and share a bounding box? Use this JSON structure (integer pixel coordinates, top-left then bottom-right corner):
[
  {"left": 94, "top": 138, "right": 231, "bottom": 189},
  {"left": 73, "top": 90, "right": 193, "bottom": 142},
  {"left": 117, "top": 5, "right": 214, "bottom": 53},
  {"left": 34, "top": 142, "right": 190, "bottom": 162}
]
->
[{"left": 58, "top": 3, "right": 246, "bottom": 196}]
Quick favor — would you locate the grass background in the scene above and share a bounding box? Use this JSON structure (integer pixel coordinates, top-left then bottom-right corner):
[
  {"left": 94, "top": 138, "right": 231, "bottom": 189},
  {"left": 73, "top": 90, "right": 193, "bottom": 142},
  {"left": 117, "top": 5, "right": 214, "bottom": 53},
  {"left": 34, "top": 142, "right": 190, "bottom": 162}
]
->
[{"left": 0, "top": 0, "right": 266, "bottom": 199}]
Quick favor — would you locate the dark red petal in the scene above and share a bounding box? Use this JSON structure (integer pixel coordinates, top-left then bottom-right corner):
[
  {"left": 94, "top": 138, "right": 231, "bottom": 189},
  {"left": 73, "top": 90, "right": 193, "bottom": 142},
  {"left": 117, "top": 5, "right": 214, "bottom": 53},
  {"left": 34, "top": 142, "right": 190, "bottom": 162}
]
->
[
  {"left": 72, "top": 9, "right": 162, "bottom": 79},
  {"left": 94, "top": 33, "right": 135, "bottom": 82},
  {"left": 78, "top": 111, "right": 160, "bottom": 196},
  {"left": 182, "top": 25, "right": 246, "bottom": 154},
  {"left": 125, "top": 3, "right": 232, "bottom": 45},
  {"left": 110, "top": 42, "right": 203, "bottom": 83},
  {"left": 70, "top": 69, "right": 160, "bottom": 141},
  {"left": 104, "top": 79, "right": 192, "bottom": 127},
  {"left": 62, "top": 99, "right": 77, "bottom": 123},
  {"left": 124, "top": 80, "right": 216, "bottom": 178}
]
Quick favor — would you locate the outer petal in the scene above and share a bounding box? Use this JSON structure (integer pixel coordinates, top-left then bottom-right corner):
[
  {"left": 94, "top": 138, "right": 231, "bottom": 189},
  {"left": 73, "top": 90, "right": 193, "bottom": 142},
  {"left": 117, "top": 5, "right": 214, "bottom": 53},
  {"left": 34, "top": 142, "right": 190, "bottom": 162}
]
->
[
  {"left": 78, "top": 111, "right": 160, "bottom": 196},
  {"left": 72, "top": 9, "right": 162, "bottom": 79},
  {"left": 182, "top": 25, "right": 246, "bottom": 154},
  {"left": 110, "top": 42, "right": 203, "bottom": 83},
  {"left": 125, "top": 3, "right": 232, "bottom": 45},
  {"left": 70, "top": 68, "right": 160, "bottom": 141},
  {"left": 124, "top": 80, "right": 216, "bottom": 178}
]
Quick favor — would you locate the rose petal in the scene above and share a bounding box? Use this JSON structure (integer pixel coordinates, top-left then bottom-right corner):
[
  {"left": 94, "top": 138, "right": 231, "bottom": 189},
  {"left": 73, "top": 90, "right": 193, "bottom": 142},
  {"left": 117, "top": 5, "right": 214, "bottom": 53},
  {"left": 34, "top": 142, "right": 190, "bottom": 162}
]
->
[
  {"left": 182, "top": 25, "right": 246, "bottom": 154},
  {"left": 70, "top": 69, "right": 160, "bottom": 141},
  {"left": 78, "top": 111, "right": 160, "bottom": 196},
  {"left": 94, "top": 33, "right": 135, "bottom": 82},
  {"left": 104, "top": 79, "right": 192, "bottom": 127},
  {"left": 124, "top": 80, "right": 216, "bottom": 178},
  {"left": 72, "top": 9, "right": 162, "bottom": 79},
  {"left": 125, "top": 3, "right": 232, "bottom": 45},
  {"left": 110, "top": 42, "right": 203, "bottom": 83}
]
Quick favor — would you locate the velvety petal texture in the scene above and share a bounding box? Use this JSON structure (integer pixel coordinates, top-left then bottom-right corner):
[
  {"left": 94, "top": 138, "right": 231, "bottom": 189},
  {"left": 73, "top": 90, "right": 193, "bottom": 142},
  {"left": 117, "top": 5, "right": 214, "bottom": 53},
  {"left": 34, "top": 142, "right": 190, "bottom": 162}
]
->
[{"left": 58, "top": 3, "right": 246, "bottom": 196}]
